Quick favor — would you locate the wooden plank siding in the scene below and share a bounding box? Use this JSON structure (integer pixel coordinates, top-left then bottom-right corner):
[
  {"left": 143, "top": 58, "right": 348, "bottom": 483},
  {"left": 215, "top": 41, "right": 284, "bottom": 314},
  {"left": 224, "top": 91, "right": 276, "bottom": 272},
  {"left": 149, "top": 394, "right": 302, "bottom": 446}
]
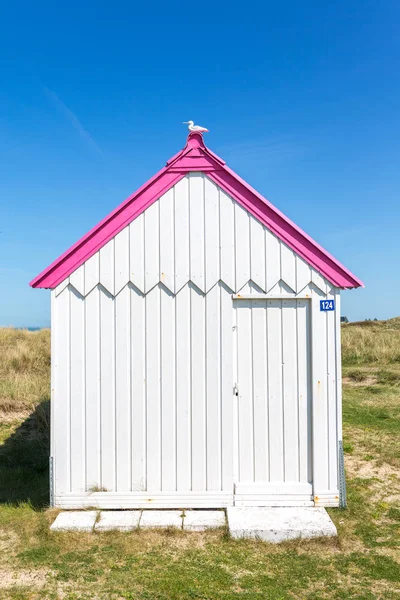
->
[{"left": 52, "top": 173, "right": 341, "bottom": 508}]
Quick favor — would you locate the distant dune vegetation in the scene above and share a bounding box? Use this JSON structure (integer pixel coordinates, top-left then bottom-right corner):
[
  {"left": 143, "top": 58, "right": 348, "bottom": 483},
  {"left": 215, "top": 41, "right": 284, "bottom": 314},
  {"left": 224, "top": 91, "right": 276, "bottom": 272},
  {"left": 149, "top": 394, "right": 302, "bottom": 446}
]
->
[{"left": 341, "top": 317, "right": 400, "bottom": 366}]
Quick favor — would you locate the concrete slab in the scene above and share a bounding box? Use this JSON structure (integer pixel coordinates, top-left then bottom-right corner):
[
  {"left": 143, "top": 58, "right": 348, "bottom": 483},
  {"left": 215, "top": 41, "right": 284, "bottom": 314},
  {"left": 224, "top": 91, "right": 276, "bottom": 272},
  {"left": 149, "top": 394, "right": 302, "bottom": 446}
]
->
[
  {"left": 140, "top": 510, "right": 183, "bottom": 529},
  {"left": 95, "top": 511, "right": 141, "bottom": 531},
  {"left": 183, "top": 510, "right": 226, "bottom": 531},
  {"left": 50, "top": 511, "right": 97, "bottom": 532},
  {"left": 227, "top": 507, "right": 337, "bottom": 543}
]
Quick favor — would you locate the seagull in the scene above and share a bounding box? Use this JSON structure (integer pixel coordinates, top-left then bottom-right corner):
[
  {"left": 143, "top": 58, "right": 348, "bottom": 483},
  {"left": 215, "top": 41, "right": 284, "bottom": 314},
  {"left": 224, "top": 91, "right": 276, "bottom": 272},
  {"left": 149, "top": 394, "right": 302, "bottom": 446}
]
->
[{"left": 183, "top": 120, "right": 209, "bottom": 133}]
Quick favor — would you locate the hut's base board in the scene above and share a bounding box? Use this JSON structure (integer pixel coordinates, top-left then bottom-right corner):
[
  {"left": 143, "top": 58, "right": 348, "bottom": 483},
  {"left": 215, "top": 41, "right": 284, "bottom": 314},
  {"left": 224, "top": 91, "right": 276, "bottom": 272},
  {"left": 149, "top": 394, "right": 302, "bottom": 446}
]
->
[{"left": 54, "top": 491, "right": 340, "bottom": 509}]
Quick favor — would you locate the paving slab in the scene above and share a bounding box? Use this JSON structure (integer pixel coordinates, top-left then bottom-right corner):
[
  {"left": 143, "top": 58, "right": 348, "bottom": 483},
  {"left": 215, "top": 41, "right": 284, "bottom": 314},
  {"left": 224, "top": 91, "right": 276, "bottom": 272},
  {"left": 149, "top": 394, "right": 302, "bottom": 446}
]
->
[
  {"left": 139, "top": 510, "right": 183, "bottom": 529},
  {"left": 95, "top": 511, "right": 141, "bottom": 531},
  {"left": 50, "top": 511, "right": 97, "bottom": 532},
  {"left": 183, "top": 510, "right": 226, "bottom": 531},
  {"left": 227, "top": 507, "right": 337, "bottom": 543}
]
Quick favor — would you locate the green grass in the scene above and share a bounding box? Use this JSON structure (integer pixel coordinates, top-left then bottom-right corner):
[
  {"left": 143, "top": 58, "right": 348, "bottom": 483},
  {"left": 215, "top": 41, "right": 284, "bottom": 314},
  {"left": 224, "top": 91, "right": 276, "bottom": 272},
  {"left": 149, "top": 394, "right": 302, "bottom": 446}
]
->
[{"left": 0, "top": 327, "right": 399, "bottom": 599}]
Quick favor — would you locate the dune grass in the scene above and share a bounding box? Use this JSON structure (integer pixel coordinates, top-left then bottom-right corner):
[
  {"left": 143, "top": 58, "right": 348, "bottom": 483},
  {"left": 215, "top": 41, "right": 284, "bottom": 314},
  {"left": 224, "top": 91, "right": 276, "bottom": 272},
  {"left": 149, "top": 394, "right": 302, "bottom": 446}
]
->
[
  {"left": 0, "top": 327, "right": 50, "bottom": 414},
  {"left": 0, "top": 325, "right": 399, "bottom": 599},
  {"left": 342, "top": 317, "right": 400, "bottom": 366}
]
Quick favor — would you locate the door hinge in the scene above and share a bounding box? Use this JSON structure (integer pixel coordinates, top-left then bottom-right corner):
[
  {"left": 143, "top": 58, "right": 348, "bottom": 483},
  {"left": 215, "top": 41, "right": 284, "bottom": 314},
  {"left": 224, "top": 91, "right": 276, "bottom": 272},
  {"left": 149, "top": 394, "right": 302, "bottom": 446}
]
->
[{"left": 233, "top": 383, "right": 239, "bottom": 397}]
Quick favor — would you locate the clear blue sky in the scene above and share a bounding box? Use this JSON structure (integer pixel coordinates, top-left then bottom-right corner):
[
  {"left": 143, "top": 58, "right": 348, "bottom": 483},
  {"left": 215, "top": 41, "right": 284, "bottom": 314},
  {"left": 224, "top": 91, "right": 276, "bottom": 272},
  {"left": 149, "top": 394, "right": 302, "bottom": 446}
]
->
[{"left": 1, "top": 1, "right": 399, "bottom": 327}]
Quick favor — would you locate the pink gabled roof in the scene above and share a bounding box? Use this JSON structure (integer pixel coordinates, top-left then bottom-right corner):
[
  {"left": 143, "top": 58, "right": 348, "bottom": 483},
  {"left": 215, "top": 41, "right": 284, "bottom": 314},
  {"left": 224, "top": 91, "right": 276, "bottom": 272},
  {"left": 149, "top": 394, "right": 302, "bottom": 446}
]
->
[{"left": 30, "top": 132, "right": 364, "bottom": 290}]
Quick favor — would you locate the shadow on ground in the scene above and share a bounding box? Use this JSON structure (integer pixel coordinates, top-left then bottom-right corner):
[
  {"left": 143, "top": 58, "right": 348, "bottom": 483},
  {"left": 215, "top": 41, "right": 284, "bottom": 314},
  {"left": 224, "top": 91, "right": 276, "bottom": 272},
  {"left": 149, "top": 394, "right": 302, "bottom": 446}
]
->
[{"left": 0, "top": 399, "right": 50, "bottom": 509}]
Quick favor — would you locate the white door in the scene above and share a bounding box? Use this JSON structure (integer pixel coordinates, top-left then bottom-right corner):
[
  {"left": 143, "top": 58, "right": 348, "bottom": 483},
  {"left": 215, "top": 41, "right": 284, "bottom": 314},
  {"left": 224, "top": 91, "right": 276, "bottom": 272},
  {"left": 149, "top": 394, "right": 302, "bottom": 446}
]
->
[{"left": 233, "top": 298, "right": 313, "bottom": 506}]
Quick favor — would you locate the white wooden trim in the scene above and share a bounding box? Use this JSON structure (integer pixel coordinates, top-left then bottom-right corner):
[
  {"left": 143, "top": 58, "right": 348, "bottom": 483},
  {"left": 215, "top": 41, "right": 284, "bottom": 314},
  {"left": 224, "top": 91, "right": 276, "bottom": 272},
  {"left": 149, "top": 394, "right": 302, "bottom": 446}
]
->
[
  {"left": 235, "top": 482, "right": 312, "bottom": 495},
  {"left": 232, "top": 304, "right": 239, "bottom": 485},
  {"left": 235, "top": 500, "right": 314, "bottom": 507},
  {"left": 50, "top": 291, "right": 56, "bottom": 498},
  {"left": 55, "top": 491, "right": 233, "bottom": 509},
  {"left": 335, "top": 291, "right": 343, "bottom": 441},
  {"left": 314, "top": 492, "right": 340, "bottom": 507},
  {"left": 311, "top": 292, "right": 330, "bottom": 498},
  {"left": 233, "top": 293, "right": 312, "bottom": 300}
]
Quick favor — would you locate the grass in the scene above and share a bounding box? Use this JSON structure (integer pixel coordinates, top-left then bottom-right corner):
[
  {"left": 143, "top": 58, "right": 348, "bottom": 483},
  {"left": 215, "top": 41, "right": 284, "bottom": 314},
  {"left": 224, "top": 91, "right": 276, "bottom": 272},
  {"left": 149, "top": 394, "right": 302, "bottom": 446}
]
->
[
  {"left": 0, "top": 326, "right": 399, "bottom": 599},
  {"left": 342, "top": 316, "right": 400, "bottom": 365}
]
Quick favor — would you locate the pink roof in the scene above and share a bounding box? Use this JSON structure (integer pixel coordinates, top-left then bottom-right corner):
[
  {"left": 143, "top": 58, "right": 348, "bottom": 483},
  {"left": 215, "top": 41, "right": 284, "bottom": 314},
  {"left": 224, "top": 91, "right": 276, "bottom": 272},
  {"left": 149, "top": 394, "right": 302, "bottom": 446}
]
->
[{"left": 30, "top": 132, "right": 364, "bottom": 290}]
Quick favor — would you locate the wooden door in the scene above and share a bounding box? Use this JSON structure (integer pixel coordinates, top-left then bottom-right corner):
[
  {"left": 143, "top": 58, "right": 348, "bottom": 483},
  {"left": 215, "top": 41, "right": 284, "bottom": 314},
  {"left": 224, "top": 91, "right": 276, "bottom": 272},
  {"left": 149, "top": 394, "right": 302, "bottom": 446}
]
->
[{"left": 233, "top": 298, "right": 313, "bottom": 506}]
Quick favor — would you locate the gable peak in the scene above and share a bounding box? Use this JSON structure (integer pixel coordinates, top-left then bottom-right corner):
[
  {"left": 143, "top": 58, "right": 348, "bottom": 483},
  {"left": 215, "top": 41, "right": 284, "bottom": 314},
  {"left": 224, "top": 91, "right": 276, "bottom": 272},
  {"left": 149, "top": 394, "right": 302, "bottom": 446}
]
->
[{"left": 186, "top": 131, "right": 206, "bottom": 149}]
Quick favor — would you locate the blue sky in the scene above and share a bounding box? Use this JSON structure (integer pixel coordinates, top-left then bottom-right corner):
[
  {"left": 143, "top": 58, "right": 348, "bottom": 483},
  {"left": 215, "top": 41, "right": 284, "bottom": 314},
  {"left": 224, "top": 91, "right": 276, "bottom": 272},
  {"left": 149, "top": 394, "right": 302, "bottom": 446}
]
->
[{"left": 1, "top": 1, "right": 399, "bottom": 326}]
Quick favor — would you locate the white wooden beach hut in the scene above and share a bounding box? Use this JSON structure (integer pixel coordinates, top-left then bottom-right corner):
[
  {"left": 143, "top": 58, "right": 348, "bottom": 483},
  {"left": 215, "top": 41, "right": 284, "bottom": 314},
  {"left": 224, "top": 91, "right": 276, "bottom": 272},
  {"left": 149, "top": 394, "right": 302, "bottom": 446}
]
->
[{"left": 31, "top": 131, "right": 363, "bottom": 509}]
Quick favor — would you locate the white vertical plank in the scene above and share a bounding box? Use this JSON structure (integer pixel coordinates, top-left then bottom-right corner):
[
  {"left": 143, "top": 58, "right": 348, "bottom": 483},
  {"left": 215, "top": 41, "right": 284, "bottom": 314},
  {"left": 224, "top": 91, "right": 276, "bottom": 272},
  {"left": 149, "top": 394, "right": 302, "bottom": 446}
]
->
[
  {"left": 250, "top": 217, "right": 266, "bottom": 292},
  {"left": 144, "top": 200, "right": 160, "bottom": 293},
  {"left": 281, "top": 299, "right": 299, "bottom": 482},
  {"left": 205, "top": 283, "right": 221, "bottom": 490},
  {"left": 189, "top": 173, "right": 205, "bottom": 292},
  {"left": 159, "top": 188, "right": 175, "bottom": 293},
  {"left": 160, "top": 287, "right": 176, "bottom": 491},
  {"left": 54, "top": 288, "right": 70, "bottom": 494},
  {"left": 115, "top": 286, "right": 131, "bottom": 491},
  {"left": 100, "top": 287, "right": 115, "bottom": 490},
  {"left": 219, "top": 191, "right": 235, "bottom": 291},
  {"left": 114, "top": 226, "right": 130, "bottom": 295},
  {"left": 236, "top": 299, "right": 254, "bottom": 482},
  {"left": 55, "top": 277, "right": 69, "bottom": 297},
  {"left": 85, "top": 286, "right": 101, "bottom": 491},
  {"left": 50, "top": 289, "right": 57, "bottom": 495},
  {"left": 190, "top": 284, "right": 206, "bottom": 490},
  {"left": 69, "top": 264, "right": 85, "bottom": 296},
  {"left": 220, "top": 283, "right": 234, "bottom": 491},
  {"left": 232, "top": 296, "right": 239, "bottom": 487},
  {"left": 311, "top": 292, "right": 330, "bottom": 494},
  {"left": 312, "top": 268, "right": 328, "bottom": 295},
  {"left": 267, "top": 300, "right": 284, "bottom": 481},
  {"left": 99, "top": 238, "right": 115, "bottom": 296},
  {"left": 50, "top": 292, "right": 56, "bottom": 478},
  {"left": 130, "top": 285, "right": 146, "bottom": 491},
  {"left": 335, "top": 290, "right": 343, "bottom": 442},
  {"left": 70, "top": 288, "right": 85, "bottom": 492},
  {"left": 235, "top": 203, "right": 250, "bottom": 292},
  {"left": 204, "top": 177, "right": 220, "bottom": 292},
  {"left": 296, "top": 299, "right": 311, "bottom": 484},
  {"left": 84, "top": 253, "right": 100, "bottom": 295},
  {"left": 251, "top": 299, "right": 269, "bottom": 482},
  {"left": 281, "top": 244, "right": 296, "bottom": 293},
  {"left": 175, "top": 284, "right": 191, "bottom": 491},
  {"left": 265, "top": 230, "right": 281, "bottom": 292},
  {"left": 174, "top": 177, "right": 190, "bottom": 293},
  {"left": 296, "top": 255, "right": 312, "bottom": 294},
  {"left": 145, "top": 284, "right": 161, "bottom": 490},
  {"left": 129, "top": 213, "right": 145, "bottom": 293},
  {"left": 327, "top": 291, "right": 338, "bottom": 491},
  {"left": 279, "top": 280, "right": 295, "bottom": 294}
]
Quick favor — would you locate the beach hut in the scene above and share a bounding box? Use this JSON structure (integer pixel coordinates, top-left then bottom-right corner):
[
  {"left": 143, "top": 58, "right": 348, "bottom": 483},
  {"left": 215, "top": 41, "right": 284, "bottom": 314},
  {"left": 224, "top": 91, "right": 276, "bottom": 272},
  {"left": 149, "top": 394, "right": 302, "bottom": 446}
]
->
[{"left": 30, "top": 131, "right": 363, "bottom": 509}]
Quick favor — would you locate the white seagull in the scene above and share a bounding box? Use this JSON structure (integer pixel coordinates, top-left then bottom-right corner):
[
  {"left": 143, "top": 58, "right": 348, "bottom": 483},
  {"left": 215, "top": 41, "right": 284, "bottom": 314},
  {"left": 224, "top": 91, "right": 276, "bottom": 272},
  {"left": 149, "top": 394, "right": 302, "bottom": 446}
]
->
[{"left": 183, "top": 120, "right": 209, "bottom": 133}]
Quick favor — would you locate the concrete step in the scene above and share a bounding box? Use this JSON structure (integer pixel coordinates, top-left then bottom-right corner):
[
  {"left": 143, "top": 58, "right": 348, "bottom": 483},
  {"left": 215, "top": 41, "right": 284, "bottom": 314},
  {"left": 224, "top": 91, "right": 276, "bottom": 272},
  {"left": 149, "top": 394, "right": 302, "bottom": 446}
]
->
[
  {"left": 227, "top": 506, "right": 337, "bottom": 542},
  {"left": 50, "top": 509, "right": 226, "bottom": 532},
  {"left": 50, "top": 507, "right": 337, "bottom": 543}
]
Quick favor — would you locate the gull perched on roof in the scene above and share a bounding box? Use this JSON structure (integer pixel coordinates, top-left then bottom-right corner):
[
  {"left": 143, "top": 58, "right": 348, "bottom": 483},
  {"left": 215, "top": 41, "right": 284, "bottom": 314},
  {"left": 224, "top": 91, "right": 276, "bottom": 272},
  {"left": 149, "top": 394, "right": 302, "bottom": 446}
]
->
[{"left": 183, "top": 120, "right": 209, "bottom": 133}]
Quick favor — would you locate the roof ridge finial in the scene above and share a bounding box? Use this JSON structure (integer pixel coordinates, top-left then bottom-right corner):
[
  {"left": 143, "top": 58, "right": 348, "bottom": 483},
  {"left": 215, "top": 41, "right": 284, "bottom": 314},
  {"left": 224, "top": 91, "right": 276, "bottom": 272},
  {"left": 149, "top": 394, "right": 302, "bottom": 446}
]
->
[{"left": 185, "top": 131, "right": 206, "bottom": 149}]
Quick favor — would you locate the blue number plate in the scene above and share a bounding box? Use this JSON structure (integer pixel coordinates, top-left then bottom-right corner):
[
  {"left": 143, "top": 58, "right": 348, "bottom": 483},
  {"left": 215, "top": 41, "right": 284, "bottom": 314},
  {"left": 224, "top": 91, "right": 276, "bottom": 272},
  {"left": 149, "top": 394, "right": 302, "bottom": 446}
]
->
[{"left": 320, "top": 300, "right": 335, "bottom": 311}]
